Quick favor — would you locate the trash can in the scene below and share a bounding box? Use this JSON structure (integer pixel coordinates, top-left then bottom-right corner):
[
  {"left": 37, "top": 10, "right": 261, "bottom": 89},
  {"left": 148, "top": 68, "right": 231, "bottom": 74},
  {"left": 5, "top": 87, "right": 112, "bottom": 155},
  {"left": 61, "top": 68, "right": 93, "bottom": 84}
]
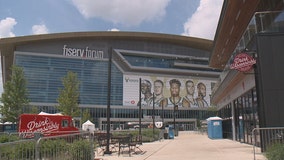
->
[
  {"left": 174, "top": 126, "right": 179, "bottom": 137},
  {"left": 164, "top": 132, "right": 169, "bottom": 139},
  {"left": 207, "top": 117, "right": 223, "bottom": 139},
  {"left": 164, "top": 126, "right": 169, "bottom": 139},
  {"left": 168, "top": 125, "right": 175, "bottom": 139}
]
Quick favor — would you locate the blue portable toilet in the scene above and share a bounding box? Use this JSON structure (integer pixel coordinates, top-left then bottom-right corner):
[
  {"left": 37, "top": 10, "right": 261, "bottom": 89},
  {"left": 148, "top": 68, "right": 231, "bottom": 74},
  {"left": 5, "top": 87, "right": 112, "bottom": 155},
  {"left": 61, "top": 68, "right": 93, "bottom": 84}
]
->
[
  {"left": 168, "top": 125, "right": 175, "bottom": 139},
  {"left": 207, "top": 117, "right": 223, "bottom": 139}
]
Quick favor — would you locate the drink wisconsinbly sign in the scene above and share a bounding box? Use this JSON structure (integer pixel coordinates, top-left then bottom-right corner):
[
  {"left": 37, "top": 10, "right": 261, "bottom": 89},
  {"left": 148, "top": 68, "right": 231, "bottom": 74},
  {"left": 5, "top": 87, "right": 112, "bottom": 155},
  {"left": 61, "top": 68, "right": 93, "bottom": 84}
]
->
[{"left": 230, "top": 53, "right": 256, "bottom": 72}]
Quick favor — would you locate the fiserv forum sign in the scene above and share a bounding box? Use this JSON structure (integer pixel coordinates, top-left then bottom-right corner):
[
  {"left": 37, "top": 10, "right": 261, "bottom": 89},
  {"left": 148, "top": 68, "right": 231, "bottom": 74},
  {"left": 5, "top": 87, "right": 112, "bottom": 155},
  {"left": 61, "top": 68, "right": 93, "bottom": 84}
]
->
[{"left": 62, "top": 45, "right": 104, "bottom": 60}]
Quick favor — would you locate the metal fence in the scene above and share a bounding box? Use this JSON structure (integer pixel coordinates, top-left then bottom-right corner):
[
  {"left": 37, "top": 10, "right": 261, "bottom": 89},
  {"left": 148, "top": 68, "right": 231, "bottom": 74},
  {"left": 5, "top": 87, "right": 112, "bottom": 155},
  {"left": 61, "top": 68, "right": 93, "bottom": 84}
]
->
[
  {"left": 252, "top": 127, "right": 284, "bottom": 160},
  {"left": 0, "top": 131, "right": 95, "bottom": 160}
]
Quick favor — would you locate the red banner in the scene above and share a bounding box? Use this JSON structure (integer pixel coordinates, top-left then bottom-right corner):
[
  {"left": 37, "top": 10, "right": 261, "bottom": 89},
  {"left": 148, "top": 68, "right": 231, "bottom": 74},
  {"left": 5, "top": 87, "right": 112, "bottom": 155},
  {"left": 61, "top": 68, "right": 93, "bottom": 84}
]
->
[{"left": 230, "top": 53, "right": 256, "bottom": 72}]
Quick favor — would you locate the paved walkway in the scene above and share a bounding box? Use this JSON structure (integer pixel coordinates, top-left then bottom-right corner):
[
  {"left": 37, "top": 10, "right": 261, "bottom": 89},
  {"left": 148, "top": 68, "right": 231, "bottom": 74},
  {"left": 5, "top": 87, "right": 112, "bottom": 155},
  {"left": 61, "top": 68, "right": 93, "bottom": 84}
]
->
[{"left": 95, "top": 131, "right": 267, "bottom": 160}]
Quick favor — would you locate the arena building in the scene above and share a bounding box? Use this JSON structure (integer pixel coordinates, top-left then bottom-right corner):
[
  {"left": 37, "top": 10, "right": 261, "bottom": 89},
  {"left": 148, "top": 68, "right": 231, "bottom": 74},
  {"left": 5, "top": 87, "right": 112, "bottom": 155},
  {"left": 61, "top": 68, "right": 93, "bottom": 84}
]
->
[
  {"left": 0, "top": 32, "right": 220, "bottom": 130},
  {"left": 1, "top": 0, "right": 284, "bottom": 151}
]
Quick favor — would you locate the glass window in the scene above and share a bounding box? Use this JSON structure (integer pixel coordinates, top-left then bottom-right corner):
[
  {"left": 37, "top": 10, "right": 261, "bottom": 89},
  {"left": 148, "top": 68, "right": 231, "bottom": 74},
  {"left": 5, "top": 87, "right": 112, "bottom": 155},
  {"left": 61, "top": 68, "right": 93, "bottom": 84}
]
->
[
  {"left": 15, "top": 54, "right": 123, "bottom": 105},
  {"left": 62, "top": 120, "right": 69, "bottom": 128}
]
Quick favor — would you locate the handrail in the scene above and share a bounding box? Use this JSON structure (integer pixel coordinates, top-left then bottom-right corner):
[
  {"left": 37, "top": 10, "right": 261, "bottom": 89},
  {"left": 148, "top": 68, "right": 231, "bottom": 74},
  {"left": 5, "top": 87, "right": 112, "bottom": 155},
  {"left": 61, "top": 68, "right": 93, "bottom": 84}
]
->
[{"left": 252, "top": 127, "right": 284, "bottom": 160}]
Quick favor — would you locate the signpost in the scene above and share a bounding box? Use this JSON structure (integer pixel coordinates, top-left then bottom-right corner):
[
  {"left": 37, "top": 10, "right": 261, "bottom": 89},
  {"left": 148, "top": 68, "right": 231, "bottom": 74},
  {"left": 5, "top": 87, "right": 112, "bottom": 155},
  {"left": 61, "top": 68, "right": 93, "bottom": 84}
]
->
[{"left": 152, "top": 93, "right": 155, "bottom": 137}]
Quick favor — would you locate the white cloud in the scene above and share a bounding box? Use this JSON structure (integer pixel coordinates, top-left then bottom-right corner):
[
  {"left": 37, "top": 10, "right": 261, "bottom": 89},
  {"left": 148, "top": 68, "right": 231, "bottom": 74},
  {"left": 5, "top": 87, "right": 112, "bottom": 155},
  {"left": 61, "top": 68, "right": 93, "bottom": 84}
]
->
[
  {"left": 32, "top": 24, "right": 49, "bottom": 35},
  {"left": 0, "top": 17, "right": 17, "bottom": 38},
  {"left": 108, "top": 28, "right": 120, "bottom": 31},
  {"left": 182, "top": 0, "right": 223, "bottom": 40},
  {"left": 72, "top": 0, "right": 170, "bottom": 26}
]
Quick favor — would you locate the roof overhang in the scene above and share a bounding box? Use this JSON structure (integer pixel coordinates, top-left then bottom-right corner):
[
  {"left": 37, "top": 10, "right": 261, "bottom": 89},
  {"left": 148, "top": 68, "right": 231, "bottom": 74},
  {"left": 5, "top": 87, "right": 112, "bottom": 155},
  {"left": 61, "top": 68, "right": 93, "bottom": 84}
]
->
[
  {"left": 0, "top": 31, "right": 213, "bottom": 55},
  {"left": 210, "top": 0, "right": 260, "bottom": 69}
]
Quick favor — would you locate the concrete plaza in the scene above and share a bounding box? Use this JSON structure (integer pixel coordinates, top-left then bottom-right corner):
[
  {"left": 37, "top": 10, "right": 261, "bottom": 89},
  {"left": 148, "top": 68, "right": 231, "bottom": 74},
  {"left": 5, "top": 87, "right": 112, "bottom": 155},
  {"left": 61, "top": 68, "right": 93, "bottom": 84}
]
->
[{"left": 95, "top": 131, "right": 266, "bottom": 160}]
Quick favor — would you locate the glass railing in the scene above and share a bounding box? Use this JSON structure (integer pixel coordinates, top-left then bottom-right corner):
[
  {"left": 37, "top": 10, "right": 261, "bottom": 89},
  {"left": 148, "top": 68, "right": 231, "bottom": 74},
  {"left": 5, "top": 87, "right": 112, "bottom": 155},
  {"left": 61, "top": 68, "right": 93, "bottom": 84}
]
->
[{"left": 254, "top": 11, "right": 284, "bottom": 33}]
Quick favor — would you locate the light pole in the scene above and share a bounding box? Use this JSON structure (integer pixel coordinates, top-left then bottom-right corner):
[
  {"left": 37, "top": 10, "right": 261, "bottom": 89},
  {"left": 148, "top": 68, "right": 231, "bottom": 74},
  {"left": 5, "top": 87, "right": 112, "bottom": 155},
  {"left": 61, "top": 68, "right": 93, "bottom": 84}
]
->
[
  {"left": 152, "top": 92, "right": 155, "bottom": 137},
  {"left": 174, "top": 105, "right": 178, "bottom": 134},
  {"left": 139, "top": 78, "right": 142, "bottom": 137},
  {"left": 173, "top": 97, "right": 176, "bottom": 130},
  {"left": 104, "top": 47, "right": 112, "bottom": 154},
  {"left": 162, "top": 101, "right": 164, "bottom": 125}
]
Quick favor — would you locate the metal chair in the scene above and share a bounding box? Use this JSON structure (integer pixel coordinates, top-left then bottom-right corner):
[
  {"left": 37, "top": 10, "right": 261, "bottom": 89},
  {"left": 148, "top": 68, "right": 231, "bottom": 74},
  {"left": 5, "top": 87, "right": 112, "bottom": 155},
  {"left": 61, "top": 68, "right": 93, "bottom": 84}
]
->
[
  {"left": 130, "top": 135, "right": 143, "bottom": 154},
  {"left": 118, "top": 136, "right": 131, "bottom": 156},
  {"left": 96, "top": 134, "right": 107, "bottom": 156},
  {"left": 110, "top": 137, "right": 119, "bottom": 152}
]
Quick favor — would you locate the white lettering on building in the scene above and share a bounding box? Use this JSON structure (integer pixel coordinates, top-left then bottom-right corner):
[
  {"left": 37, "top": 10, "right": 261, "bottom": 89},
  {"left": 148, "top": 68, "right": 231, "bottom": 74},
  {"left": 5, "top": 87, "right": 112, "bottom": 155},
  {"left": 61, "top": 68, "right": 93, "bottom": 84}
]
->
[{"left": 63, "top": 45, "right": 104, "bottom": 59}]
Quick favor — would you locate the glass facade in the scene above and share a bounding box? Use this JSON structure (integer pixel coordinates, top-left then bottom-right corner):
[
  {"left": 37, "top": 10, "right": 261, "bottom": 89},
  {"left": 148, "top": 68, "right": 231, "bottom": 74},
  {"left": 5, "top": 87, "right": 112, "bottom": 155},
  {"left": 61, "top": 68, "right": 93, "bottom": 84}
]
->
[
  {"left": 123, "top": 54, "right": 220, "bottom": 72},
  {"left": 89, "top": 107, "right": 215, "bottom": 120},
  {"left": 218, "top": 88, "right": 258, "bottom": 144},
  {"left": 91, "top": 107, "right": 216, "bottom": 130},
  {"left": 15, "top": 53, "right": 123, "bottom": 105},
  {"left": 14, "top": 51, "right": 217, "bottom": 130}
]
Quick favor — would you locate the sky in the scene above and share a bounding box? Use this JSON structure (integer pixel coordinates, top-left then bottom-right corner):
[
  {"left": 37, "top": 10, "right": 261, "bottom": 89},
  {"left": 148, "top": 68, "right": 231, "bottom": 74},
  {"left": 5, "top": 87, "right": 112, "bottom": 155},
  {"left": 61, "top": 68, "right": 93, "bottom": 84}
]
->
[
  {"left": 0, "top": 0, "right": 223, "bottom": 93},
  {"left": 0, "top": 0, "right": 223, "bottom": 39}
]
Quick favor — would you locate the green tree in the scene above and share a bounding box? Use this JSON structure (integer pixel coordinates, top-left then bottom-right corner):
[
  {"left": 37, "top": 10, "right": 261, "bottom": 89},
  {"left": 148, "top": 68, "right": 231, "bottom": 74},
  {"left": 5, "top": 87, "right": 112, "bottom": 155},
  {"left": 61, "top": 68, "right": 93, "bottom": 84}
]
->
[
  {"left": 0, "top": 65, "right": 29, "bottom": 123},
  {"left": 207, "top": 106, "right": 218, "bottom": 116},
  {"left": 56, "top": 71, "right": 80, "bottom": 117},
  {"left": 30, "top": 106, "right": 39, "bottom": 114},
  {"left": 81, "top": 109, "right": 92, "bottom": 124}
]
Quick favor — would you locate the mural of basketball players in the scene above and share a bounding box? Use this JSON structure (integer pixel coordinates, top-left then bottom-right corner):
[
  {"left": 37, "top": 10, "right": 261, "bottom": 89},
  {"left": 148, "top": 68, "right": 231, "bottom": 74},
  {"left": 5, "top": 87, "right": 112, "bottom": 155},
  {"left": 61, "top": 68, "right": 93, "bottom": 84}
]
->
[
  {"left": 160, "top": 79, "right": 189, "bottom": 108},
  {"left": 195, "top": 82, "right": 209, "bottom": 108},
  {"left": 183, "top": 80, "right": 198, "bottom": 108},
  {"left": 150, "top": 80, "right": 165, "bottom": 107},
  {"left": 137, "top": 79, "right": 153, "bottom": 107}
]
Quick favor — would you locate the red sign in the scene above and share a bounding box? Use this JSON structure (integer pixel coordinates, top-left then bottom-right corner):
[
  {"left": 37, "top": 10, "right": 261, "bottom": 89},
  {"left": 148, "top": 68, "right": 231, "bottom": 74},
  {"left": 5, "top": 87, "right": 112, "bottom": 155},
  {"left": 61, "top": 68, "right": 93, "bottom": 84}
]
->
[
  {"left": 19, "top": 113, "right": 79, "bottom": 138},
  {"left": 230, "top": 53, "right": 256, "bottom": 72}
]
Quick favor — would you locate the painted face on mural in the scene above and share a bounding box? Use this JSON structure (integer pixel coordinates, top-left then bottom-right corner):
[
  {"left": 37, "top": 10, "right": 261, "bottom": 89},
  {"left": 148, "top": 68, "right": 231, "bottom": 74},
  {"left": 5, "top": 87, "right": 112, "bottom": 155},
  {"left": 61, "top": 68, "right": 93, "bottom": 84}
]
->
[
  {"left": 154, "top": 81, "right": 163, "bottom": 96},
  {"left": 141, "top": 80, "right": 151, "bottom": 94},
  {"left": 123, "top": 75, "right": 212, "bottom": 107},
  {"left": 186, "top": 81, "right": 195, "bottom": 95},
  {"left": 170, "top": 83, "right": 180, "bottom": 97},
  {"left": 197, "top": 83, "right": 206, "bottom": 97}
]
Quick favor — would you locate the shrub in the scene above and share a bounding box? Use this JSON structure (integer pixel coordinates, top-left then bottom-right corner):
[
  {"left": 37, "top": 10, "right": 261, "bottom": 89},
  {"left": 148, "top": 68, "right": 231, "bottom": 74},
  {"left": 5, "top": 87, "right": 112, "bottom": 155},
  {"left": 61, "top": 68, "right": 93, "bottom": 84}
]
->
[
  {"left": 265, "top": 143, "right": 284, "bottom": 160},
  {"left": 69, "top": 139, "right": 92, "bottom": 160},
  {"left": 111, "top": 128, "right": 161, "bottom": 142},
  {"left": 40, "top": 139, "right": 67, "bottom": 158},
  {"left": 0, "top": 145, "right": 15, "bottom": 159},
  {"left": 0, "top": 135, "right": 94, "bottom": 160},
  {"left": 0, "top": 134, "right": 19, "bottom": 143},
  {"left": 0, "top": 134, "right": 10, "bottom": 143},
  {"left": 15, "top": 141, "right": 35, "bottom": 159}
]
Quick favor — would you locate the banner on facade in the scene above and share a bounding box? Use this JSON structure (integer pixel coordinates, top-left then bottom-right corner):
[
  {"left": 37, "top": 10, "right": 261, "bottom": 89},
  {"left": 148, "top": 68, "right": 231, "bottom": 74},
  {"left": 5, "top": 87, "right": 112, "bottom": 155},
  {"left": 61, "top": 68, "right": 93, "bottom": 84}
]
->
[{"left": 123, "top": 75, "right": 214, "bottom": 109}]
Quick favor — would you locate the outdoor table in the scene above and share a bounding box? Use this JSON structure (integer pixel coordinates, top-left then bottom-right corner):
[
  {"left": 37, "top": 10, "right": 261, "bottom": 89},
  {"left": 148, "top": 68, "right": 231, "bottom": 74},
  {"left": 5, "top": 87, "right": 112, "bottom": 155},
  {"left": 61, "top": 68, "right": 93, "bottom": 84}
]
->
[{"left": 111, "top": 135, "right": 132, "bottom": 156}]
